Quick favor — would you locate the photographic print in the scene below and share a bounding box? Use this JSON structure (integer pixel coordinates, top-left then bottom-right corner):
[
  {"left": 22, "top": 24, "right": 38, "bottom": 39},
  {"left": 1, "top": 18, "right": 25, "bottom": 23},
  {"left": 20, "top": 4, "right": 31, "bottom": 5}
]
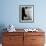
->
[{"left": 19, "top": 5, "right": 34, "bottom": 23}]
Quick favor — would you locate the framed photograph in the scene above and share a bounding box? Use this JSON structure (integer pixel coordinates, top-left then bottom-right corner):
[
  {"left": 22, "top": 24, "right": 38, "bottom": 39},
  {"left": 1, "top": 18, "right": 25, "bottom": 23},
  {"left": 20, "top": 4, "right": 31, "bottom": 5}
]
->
[{"left": 19, "top": 5, "right": 34, "bottom": 23}]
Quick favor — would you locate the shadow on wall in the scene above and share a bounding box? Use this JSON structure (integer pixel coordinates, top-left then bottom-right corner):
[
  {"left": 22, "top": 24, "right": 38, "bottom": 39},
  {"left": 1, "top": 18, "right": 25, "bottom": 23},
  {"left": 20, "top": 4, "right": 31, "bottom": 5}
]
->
[{"left": 0, "top": 24, "right": 7, "bottom": 43}]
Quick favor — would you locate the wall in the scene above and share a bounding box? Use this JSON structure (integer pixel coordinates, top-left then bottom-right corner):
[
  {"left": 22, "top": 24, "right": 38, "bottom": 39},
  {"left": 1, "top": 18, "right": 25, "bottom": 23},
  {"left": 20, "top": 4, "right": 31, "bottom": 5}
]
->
[
  {"left": 0, "top": 0, "right": 46, "bottom": 29},
  {"left": 0, "top": 0, "right": 46, "bottom": 44}
]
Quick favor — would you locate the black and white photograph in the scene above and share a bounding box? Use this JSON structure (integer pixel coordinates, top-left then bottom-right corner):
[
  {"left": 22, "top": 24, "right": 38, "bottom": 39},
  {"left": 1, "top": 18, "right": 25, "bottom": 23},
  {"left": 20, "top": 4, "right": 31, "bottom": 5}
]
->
[{"left": 19, "top": 5, "right": 34, "bottom": 23}]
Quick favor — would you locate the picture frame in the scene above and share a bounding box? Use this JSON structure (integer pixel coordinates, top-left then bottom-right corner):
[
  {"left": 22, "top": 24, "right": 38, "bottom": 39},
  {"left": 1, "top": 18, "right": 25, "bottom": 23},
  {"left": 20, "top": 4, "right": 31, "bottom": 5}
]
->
[{"left": 19, "top": 5, "right": 34, "bottom": 23}]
